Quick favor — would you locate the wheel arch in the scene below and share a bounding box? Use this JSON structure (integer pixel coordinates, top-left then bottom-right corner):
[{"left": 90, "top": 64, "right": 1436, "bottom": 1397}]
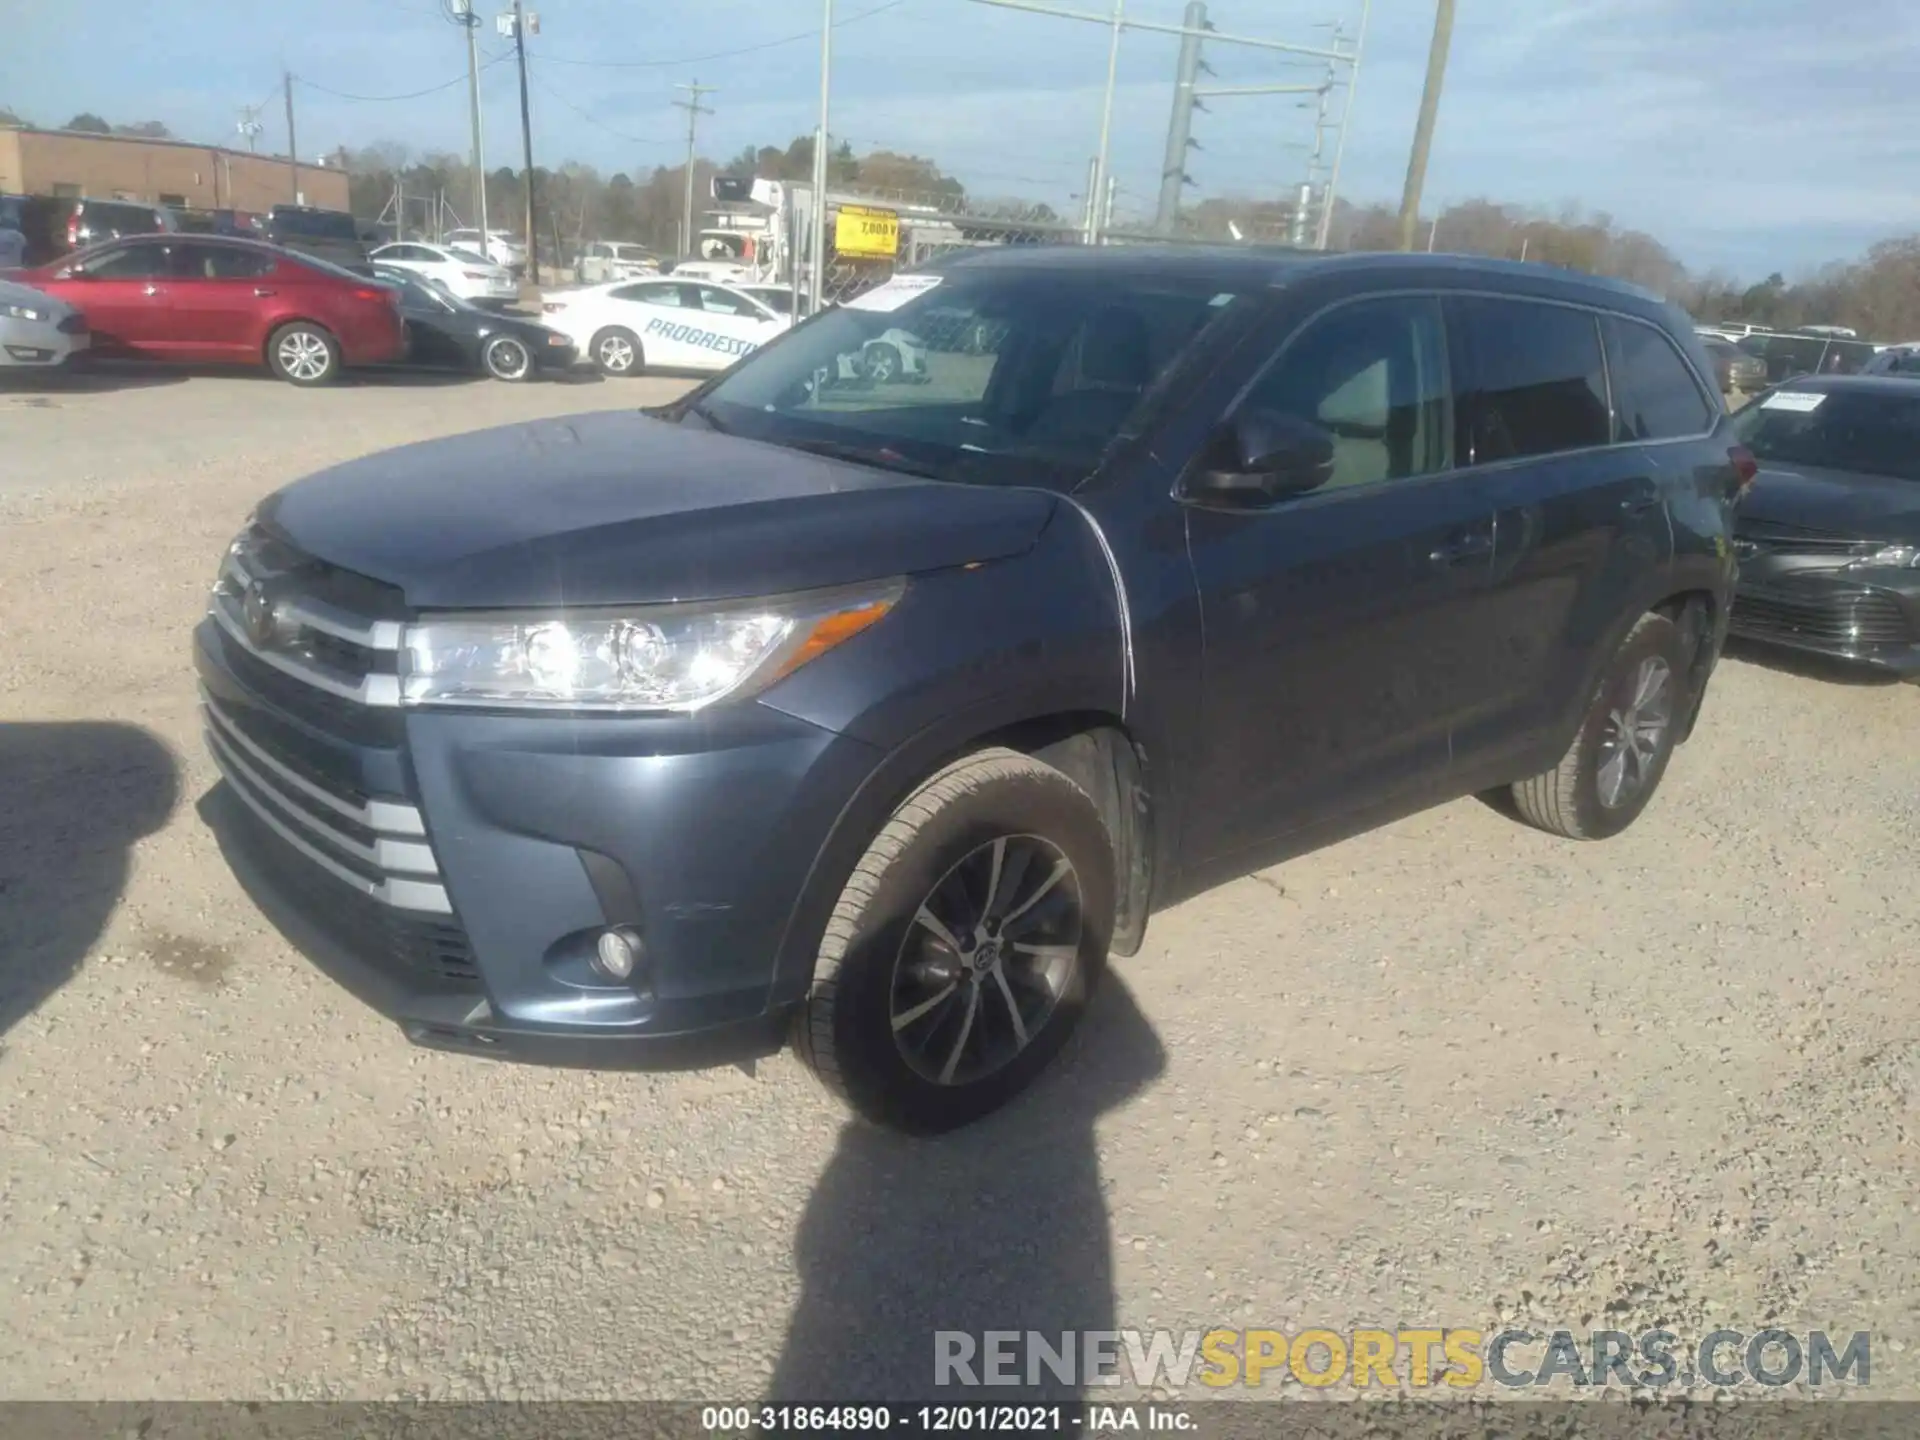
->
[{"left": 766, "top": 702, "right": 1157, "bottom": 1010}]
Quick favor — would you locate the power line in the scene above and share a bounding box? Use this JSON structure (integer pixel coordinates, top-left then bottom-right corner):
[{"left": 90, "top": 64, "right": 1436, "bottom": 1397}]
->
[
  {"left": 524, "top": 69, "right": 673, "bottom": 147},
  {"left": 293, "top": 61, "right": 502, "bottom": 103},
  {"left": 534, "top": 0, "right": 910, "bottom": 70}
]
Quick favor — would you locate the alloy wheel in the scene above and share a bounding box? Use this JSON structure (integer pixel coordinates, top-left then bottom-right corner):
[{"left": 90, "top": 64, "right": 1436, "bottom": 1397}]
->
[
  {"left": 277, "top": 331, "right": 331, "bottom": 382},
  {"left": 1596, "top": 656, "right": 1673, "bottom": 808},
  {"left": 889, "top": 833, "right": 1082, "bottom": 1087},
  {"left": 487, "top": 337, "right": 530, "bottom": 380},
  {"left": 598, "top": 335, "right": 635, "bottom": 372}
]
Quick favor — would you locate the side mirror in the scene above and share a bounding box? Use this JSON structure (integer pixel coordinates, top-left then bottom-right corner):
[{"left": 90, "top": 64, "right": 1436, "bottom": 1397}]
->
[{"left": 1184, "top": 408, "right": 1336, "bottom": 508}]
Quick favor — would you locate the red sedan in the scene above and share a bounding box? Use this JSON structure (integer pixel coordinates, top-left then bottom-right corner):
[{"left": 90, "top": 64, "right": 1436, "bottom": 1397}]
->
[{"left": 15, "top": 235, "right": 403, "bottom": 385}]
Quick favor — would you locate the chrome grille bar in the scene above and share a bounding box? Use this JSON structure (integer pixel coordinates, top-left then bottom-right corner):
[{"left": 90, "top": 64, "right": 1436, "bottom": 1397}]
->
[{"left": 200, "top": 688, "right": 424, "bottom": 835}]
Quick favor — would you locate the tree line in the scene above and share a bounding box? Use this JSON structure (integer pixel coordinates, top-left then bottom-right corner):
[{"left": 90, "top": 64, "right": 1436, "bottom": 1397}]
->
[{"left": 9, "top": 104, "right": 1920, "bottom": 339}]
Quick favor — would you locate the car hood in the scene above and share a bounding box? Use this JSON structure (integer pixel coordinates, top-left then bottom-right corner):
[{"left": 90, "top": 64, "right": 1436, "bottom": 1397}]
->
[
  {"left": 1740, "top": 462, "right": 1920, "bottom": 542},
  {"left": 256, "top": 410, "right": 1060, "bottom": 609}
]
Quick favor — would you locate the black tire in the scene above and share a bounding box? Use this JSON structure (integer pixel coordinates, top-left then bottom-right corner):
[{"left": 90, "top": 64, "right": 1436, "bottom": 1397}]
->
[
  {"left": 482, "top": 334, "right": 532, "bottom": 382},
  {"left": 1511, "top": 612, "right": 1688, "bottom": 840},
  {"left": 266, "top": 322, "right": 341, "bottom": 386},
  {"left": 862, "top": 341, "right": 902, "bottom": 384},
  {"left": 795, "top": 747, "right": 1116, "bottom": 1135},
  {"left": 591, "top": 326, "right": 643, "bottom": 377}
]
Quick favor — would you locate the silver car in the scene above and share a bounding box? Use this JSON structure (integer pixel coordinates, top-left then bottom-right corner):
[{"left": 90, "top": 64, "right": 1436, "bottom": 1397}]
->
[{"left": 0, "top": 278, "right": 89, "bottom": 371}]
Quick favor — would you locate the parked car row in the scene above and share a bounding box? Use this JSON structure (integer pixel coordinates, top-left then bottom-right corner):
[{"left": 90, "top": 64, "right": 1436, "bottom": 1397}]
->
[{"left": 0, "top": 231, "right": 808, "bottom": 386}]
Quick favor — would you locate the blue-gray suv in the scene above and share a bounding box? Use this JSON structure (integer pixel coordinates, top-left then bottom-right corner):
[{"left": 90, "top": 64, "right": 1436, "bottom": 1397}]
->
[{"left": 196, "top": 246, "right": 1746, "bottom": 1133}]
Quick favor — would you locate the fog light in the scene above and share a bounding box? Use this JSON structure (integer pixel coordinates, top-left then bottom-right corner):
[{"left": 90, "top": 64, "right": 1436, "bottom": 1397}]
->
[{"left": 593, "top": 926, "right": 643, "bottom": 980}]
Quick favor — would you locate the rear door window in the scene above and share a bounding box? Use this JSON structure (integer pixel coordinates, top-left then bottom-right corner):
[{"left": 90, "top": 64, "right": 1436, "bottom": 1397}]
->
[
  {"left": 1603, "top": 315, "right": 1714, "bottom": 441},
  {"left": 1447, "top": 296, "right": 1611, "bottom": 464},
  {"left": 172, "top": 243, "right": 276, "bottom": 279}
]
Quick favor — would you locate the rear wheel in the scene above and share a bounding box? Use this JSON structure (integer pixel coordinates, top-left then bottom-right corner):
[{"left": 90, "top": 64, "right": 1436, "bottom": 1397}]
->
[
  {"left": 482, "top": 334, "right": 532, "bottom": 382},
  {"left": 794, "top": 748, "right": 1115, "bottom": 1135},
  {"left": 592, "top": 327, "right": 642, "bottom": 377},
  {"left": 267, "top": 323, "right": 340, "bottom": 386},
  {"left": 1511, "top": 612, "right": 1688, "bottom": 840}
]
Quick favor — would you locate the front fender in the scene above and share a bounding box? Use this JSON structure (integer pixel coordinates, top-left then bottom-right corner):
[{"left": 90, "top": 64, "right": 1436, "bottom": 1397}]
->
[{"left": 756, "top": 512, "right": 1127, "bottom": 1005}]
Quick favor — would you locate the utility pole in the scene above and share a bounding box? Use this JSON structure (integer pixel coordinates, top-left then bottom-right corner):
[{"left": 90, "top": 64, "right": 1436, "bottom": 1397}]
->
[
  {"left": 1080, "top": 156, "right": 1100, "bottom": 241},
  {"left": 1315, "top": 0, "right": 1370, "bottom": 251},
  {"left": 1154, "top": 0, "right": 1207, "bottom": 234},
  {"left": 502, "top": 0, "right": 541, "bottom": 284},
  {"left": 283, "top": 72, "right": 299, "bottom": 203},
  {"left": 673, "top": 82, "right": 717, "bottom": 259},
  {"left": 808, "top": 0, "right": 833, "bottom": 314},
  {"left": 451, "top": 0, "right": 489, "bottom": 253},
  {"left": 1396, "top": 0, "right": 1455, "bottom": 252},
  {"left": 1089, "top": 0, "right": 1124, "bottom": 245}
]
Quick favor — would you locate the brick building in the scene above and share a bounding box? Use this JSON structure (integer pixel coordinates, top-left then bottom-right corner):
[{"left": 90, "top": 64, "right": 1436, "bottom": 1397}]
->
[{"left": 0, "top": 126, "right": 349, "bottom": 214}]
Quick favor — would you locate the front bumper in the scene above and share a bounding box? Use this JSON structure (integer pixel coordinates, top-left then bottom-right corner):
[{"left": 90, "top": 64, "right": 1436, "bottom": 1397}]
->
[
  {"left": 1729, "top": 574, "right": 1920, "bottom": 676},
  {"left": 0, "top": 320, "right": 87, "bottom": 367},
  {"left": 194, "top": 617, "right": 887, "bottom": 1066}
]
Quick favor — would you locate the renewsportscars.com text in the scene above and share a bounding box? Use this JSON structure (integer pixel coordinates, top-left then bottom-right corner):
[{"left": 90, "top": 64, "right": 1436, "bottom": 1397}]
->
[{"left": 934, "top": 1328, "right": 1871, "bottom": 1390}]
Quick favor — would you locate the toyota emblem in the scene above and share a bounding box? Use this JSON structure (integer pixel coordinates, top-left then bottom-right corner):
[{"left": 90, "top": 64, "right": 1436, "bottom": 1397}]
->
[{"left": 242, "top": 581, "right": 278, "bottom": 647}]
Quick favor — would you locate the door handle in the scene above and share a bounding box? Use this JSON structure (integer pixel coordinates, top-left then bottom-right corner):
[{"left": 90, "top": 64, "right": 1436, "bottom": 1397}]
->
[
  {"left": 253, "top": 287, "right": 277, "bottom": 297},
  {"left": 142, "top": 284, "right": 160, "bottom": 296},
  {"left": 1620, "top": 483, "right": 1660, "bottom": 515},
  {"left": 1429, "top": 530, "right": 1494, "bottom": 566}
]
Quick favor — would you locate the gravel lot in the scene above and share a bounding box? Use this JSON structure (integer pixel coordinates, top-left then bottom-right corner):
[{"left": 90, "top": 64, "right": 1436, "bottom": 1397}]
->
[{"left": 1, "top": 367, "right": 1916, "bottom": 1403}]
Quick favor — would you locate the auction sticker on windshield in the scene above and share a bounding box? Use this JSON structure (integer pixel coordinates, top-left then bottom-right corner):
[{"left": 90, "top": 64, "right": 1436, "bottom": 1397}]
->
[
  {"left": 1762, "top": 391, "right": 1826, "bottom": 412},
  {"left": 847, "top": 275, "right": 943, "bottom": 312}
]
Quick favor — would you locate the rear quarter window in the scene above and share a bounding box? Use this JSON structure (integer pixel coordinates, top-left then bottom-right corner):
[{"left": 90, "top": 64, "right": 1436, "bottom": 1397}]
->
[{"left": 1604, "top": 315, "right": 1715, "bottom": 440}]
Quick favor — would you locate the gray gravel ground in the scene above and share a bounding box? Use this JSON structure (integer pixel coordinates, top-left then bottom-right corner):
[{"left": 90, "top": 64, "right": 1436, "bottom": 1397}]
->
[{"left": 1, "top": 368, "right": 1916, "bottom": 1403}]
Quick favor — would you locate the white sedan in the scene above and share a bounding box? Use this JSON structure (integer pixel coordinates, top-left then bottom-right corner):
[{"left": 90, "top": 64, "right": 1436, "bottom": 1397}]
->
[
  {"left": 367, "top": 242, "right": 517, "bottom": 305},
  {"left": 0, "top": 278, "right": 89, "bottom": 371},
  {"left": 539, "top": 277, "right": 791, "bottom": 376}
]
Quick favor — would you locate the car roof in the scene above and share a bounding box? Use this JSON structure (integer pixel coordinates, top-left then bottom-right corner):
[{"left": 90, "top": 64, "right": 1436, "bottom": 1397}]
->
[{"left": 934, "top": 243, "right": 1674, "bottom": 309}]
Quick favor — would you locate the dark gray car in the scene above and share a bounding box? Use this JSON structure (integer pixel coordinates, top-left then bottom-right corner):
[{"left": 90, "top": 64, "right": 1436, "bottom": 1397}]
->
[{"left": 195, "top": 247, "right": 1743, "bottom": 1133}]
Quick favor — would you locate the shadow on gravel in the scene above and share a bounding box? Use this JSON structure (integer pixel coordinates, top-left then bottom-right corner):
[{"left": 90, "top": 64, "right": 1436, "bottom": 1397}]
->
[
  {"left": 1722, "top": 638, "right": 1907, "bottom": 688},
  {"left": 0, "top": 723, "right": 178, "bottom": 1041},
  {"left": 0, "top": 364, "right": 190, "bottom": 396},
  {"left": 768, "top": 973, "right": 1166, "bottom": 1403}
]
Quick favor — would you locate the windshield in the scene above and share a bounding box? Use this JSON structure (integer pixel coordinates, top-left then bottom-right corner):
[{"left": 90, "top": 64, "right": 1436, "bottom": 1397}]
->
[
  {"left": 698, "top": 268, "right": 1245, "bottom": 489},
  {"left": 1731, "top": 388, "right": 1920, "bottom": 482}
]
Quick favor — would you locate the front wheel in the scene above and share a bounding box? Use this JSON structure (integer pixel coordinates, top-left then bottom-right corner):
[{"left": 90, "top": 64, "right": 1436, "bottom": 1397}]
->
[
  {"left": 267, "top": 323, "right": 340, "bottom": 386},
  {"left": 1510, "top": 612, "right": 1688, "bottom": 840},
  {"left": 795, "top": 748, "right": 1115, "bottom": 1135},
  {"left": 591, "top": 327, "right": 642, "bottom": 376},
  {"left": 482, "top": 334, "right": 532, "bottom": 382}
]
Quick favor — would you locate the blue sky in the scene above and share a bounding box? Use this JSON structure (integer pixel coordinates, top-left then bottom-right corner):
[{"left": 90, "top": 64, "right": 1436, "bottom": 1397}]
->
[{"left": 5, "top": 0, "right": 1916, "bottom": 278}]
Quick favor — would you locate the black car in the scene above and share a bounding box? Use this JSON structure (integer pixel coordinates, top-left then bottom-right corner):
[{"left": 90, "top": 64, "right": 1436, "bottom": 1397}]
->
[
  {"left": 1738, "top": 330, "right": 1877, "bottom": 384},
  {"left": 262, "top": 205, "right": 369, "bottom": 273},
  {"left": 1727, "top": 376, "right": 1920, "bottom": 677},
  {"left": 374, "top": 266, "right": 574, "bottom": 381},
  {"left": 195, "top": 247, "right": 1741, "bottom": 1134},
  {"left": 10, "top": 195, "right": 175, "bottom": 265}
]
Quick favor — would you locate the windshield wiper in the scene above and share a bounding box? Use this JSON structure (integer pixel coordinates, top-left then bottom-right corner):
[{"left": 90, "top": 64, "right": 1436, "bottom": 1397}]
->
[
  {"left": 780, "top": 436, "right": 947, "bottom": 481},
  {"left": 682, "top": 398, "right": 730, "bottom": 434}
]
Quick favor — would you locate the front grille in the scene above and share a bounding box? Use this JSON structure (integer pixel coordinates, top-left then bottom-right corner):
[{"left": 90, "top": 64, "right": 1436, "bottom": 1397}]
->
[
  {"left": 1734, "top": 522, "right": 1880, "bottom": 560},
  {"left": 223, "top": 777, "right": 481, "bottom": 994},
  {"left": 57, "top": 312, "right": 88, "bottom": 335},
  {"left": 202, "top": 688, "right": 448, "bottom": 914},
  {"left": 208, "top": 526, "right": 405, "bottom": 707},
  {"left": 1732, "top": 588, "right": 1911, "bottom": 646}
]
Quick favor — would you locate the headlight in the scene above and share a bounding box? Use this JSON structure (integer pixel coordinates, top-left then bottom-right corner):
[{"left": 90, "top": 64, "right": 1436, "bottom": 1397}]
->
[
  {"left": 400, "top": 579, "right": 903, "bottom": 711},
  {"left": 1, "top": 302, "right": 48, "bottom": 322},
  {"left": 1843, "top": 544, "right": 1920, "bottom": 571}
]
